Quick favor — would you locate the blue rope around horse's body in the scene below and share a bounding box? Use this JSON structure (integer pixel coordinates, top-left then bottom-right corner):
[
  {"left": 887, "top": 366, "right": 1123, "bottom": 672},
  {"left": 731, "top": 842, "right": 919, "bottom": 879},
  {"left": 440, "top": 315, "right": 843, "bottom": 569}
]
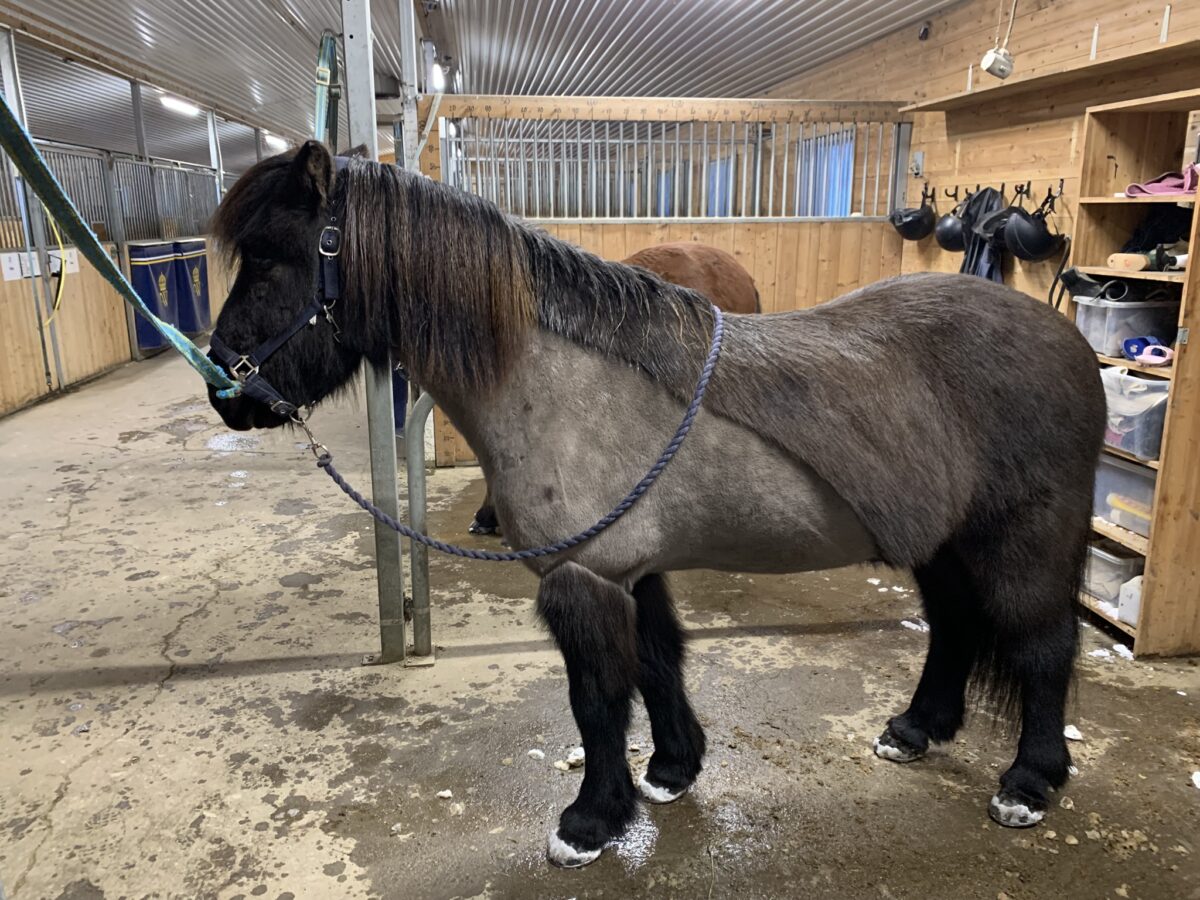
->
[{"left": 319, "top": 307, "right": 725, "bottom": 561}]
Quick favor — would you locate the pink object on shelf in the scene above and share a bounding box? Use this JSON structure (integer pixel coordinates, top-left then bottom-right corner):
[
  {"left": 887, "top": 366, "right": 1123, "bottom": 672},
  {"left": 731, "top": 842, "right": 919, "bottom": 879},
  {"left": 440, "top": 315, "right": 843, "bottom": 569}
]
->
[
  {"left": 1125, "top": 163, "right": 1198, "bottom": 196},
  {"left": 1133, "top": 345, "right": 1174, "bottom": 366}
]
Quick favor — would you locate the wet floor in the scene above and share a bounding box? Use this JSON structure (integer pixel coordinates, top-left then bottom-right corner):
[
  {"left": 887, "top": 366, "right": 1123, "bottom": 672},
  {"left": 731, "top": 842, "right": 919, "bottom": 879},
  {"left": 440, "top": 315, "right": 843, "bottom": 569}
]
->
[{"left": 1, "top": 353, "right": 1198, "bottom": 899}]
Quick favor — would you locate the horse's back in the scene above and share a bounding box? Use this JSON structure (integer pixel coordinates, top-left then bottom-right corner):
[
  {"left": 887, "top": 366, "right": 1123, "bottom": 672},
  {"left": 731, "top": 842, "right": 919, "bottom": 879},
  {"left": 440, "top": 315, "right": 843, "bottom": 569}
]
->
[
  {"left": 711, "top": 272, "right": 1106, "bottom": 565},
  {"left": 623, "top": 242, "right": 760, "bottom": 314}
]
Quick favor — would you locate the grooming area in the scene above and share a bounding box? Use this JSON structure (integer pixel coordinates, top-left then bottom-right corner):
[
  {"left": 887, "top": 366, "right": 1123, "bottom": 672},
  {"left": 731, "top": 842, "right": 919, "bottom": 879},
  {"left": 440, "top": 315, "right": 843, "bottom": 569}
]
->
[{"left": 2, "top": 2, "right": 1200, "bottom": 898}]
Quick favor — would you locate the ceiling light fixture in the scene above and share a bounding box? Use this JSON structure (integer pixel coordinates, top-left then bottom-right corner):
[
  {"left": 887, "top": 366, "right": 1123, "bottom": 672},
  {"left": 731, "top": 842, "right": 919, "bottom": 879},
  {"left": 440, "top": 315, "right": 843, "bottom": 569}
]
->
[{"left": 160, "top": 94, "right": 201, "bottom": 117}]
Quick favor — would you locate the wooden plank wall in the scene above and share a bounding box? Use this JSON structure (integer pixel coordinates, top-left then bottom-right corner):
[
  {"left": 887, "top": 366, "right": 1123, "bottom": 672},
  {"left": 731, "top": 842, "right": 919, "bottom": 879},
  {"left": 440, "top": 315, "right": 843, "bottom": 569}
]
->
[
  {"left": 539, "top": 220, "right": 901, "bottom": 313},
  {"left": 54, "top": 244, "right": 130, "bottom": 386},
  {"left": 765, "top": 0, "right": 1200, "bottom": 302},
  {"left": 0, "top": 266, "right": 52, "bottom": 414},
  {"left": 0, "top": 243, "right": 131, "bottom": 416}
]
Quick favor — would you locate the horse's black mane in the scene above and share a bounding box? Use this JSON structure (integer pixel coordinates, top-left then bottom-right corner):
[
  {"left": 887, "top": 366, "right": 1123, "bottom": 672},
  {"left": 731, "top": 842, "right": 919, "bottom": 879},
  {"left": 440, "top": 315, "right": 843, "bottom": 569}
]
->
[{"left": 338, "top": 159, "right": 717, "bottom": 391}]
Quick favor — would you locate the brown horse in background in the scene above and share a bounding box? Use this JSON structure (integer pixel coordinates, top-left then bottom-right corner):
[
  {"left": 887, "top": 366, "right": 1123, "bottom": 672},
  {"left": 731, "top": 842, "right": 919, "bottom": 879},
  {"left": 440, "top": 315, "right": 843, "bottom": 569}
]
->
[{"left": 468, "top": 241, "right": 759, "bottom": 534}]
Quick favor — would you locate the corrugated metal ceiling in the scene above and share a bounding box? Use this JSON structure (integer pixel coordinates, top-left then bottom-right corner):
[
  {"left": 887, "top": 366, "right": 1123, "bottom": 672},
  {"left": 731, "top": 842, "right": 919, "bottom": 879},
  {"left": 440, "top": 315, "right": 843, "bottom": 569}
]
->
[
  {"left": 435, "top": 0, "right": 958, "bottom": 97},
  {"left": 0, "top": 1, "right": 951, "bottom": 164}
]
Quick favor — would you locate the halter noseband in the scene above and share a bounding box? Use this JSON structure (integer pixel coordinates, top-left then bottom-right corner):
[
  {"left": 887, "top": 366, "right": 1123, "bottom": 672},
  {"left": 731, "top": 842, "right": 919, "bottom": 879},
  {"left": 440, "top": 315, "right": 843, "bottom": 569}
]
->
[{"left": 209, "top": 156, "right": 350, "bottom": 419}]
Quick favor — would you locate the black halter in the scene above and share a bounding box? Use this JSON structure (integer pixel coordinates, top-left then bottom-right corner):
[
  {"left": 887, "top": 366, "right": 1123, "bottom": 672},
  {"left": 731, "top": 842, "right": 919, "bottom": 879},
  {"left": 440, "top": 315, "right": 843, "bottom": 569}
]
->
[{"left": 209, "top": 157, "right": 349, "bottom": 418}]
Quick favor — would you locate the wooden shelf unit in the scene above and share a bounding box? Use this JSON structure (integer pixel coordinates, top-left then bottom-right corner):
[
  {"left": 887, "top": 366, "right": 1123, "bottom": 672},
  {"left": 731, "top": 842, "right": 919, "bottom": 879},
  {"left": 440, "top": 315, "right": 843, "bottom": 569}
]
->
[
  {"left": 1074, "top": 266, "right": 1186, "bottom": 283},
  {"left": 1074, "top": 90, "right": 1200, "bottom": 656},
  {"left": 1095, "top": 354, "right": 1173, "bottom": 379},
  {"left": 1079, "top": 591, "right": 1137, "bottom": 639},
  {"left": 900, "top": 40, "right": 1200, "bottom": 114},
  {"left": 1079, "top": 196, "right": 1195, "bottom": 205}
]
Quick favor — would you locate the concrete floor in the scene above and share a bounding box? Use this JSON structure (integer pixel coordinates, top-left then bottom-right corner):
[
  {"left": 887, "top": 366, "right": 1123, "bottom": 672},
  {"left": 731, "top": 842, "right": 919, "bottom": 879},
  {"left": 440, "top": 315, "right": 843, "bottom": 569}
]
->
[{"left": 1, "top": 353, "right": 1199, "bottom": 900}]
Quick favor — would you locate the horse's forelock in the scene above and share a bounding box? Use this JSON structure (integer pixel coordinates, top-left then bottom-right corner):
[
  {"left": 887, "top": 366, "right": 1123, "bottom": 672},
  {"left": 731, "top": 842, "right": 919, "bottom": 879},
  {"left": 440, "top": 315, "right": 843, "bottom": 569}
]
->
[{"left": 209, "top": 152, "right": 298, "bottom": 265}]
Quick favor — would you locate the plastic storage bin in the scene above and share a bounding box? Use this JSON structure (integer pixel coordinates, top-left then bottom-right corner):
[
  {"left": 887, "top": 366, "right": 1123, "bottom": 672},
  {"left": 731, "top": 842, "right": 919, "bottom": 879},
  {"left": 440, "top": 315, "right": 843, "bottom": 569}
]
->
[
  {"left": 1073, "top": 296, "right": 1180, "bottom": 357},
  {"left": 127, "top": 240, "right": 179, "bottom": 351},
  {"left": 1118, "top": 575, "right": 1143, "bottom": 627},
  {"left": 1084, "top": 539, "right": 1145, "bottom": 604},
  {"left": 1099, "top": 367, "right": 1170, "bottom": 460},
  {"left": 1093, "top": 455, "right": 1157, "bottom": 537},
  {"left": 172, "top": 238, "right": 211, "bottom": 333}
]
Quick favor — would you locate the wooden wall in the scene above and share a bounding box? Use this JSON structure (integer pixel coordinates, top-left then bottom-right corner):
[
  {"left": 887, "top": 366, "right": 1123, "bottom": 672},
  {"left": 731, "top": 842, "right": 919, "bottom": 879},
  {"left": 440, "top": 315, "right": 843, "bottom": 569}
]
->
[
  {"left": 1, "top": 241, "right": 231, "bottom": 418},
  {"left": 0, "top": 243, "right": 132, "bottom": 416},
  {"left": 0, "top": 261, "right": 51, "bottom": 413},
  {"left": 767, "top": 0, "right": 1200, "bottom": 301},
  {"left": 538, "top": 220, "right": 901, "bottom": 313}
]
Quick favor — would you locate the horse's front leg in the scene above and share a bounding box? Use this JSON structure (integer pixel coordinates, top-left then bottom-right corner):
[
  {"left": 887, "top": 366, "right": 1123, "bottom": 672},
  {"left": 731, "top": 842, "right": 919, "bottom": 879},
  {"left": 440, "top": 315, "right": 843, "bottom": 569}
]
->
[{"left": 537, "top": 562, "right": 638, "bottom": 867}]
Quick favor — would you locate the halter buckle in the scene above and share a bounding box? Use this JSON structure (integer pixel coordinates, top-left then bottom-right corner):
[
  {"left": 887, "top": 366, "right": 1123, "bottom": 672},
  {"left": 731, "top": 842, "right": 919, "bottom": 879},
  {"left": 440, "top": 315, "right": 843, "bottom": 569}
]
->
[
  {"left": 229, "top": 355, "right": 259, "bottom": 380},
  {"left": 318, "top": 225, "right": 342, "bottom": 257}
]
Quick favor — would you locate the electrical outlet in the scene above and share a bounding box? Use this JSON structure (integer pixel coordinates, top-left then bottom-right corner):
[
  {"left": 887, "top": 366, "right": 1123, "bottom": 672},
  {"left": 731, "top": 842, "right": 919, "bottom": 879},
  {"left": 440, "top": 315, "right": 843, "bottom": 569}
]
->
[
  {"left": 1, "top": 252, "right": 20, "bottom": 281},
  {"left": 909, "top": 151, "right": 925, "bottom": 178}
]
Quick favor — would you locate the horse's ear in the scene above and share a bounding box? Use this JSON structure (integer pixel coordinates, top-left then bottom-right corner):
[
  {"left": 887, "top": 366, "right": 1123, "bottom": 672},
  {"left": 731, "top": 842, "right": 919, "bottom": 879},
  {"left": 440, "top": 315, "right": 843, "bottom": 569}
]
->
[
  {"left": 290, "top": 139, "right": 334, "bottom": 207},
  {"left": 346, "top": 144, "right": 371, "bottom": 160}
]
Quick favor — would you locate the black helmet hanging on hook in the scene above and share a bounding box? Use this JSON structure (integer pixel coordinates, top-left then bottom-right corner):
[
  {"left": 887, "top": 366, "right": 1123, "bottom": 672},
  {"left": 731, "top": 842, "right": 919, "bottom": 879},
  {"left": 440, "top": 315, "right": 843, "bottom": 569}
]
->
[
  {"left": 889, "top": 183, "right": 936, "bottom": 241},
  {"left": 935, "top": 189, "right": 970, "bottom": 252},
  {"left": 1005, "top": 184, "right": 1067, "bottom": 261}
]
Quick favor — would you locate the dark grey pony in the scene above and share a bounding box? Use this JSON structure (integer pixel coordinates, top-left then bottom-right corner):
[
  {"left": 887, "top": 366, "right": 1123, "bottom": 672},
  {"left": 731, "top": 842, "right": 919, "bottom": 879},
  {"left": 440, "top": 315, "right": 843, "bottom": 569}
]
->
[{"left": 207, "top": 141, "right": 1106, "bottom": 868}]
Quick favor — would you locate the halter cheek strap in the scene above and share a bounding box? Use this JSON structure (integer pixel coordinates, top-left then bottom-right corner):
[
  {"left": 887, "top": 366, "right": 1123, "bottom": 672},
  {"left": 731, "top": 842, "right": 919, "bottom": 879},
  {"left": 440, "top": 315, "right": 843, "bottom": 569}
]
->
[{"left": 209, "top": 156, "right": 350, "bottom": 418}]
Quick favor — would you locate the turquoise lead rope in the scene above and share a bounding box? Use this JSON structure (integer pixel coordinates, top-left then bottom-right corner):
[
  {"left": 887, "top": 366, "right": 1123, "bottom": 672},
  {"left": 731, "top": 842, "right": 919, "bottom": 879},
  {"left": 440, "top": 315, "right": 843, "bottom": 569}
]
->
[{"left": 0, "top": 94, "right": 241, "bottom": 398}]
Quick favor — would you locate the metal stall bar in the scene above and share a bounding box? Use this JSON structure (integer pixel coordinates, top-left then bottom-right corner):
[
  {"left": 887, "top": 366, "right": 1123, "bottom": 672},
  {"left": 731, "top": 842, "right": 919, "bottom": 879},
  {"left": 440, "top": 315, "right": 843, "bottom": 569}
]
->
[
  {"left": 344, "top": 0, "right": 407, "bottom": 664},
  {"left": 405, "top": 390, "right": 436, "bottom": 658},
  {"left": 0, "top": 27, "right": 62, "bottom": 391}
]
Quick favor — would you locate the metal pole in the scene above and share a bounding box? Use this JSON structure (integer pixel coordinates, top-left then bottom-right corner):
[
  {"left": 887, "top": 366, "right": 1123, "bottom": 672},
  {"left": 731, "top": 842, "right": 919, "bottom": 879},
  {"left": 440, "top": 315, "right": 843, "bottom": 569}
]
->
[
  {"left": 130, "top": 81, "right": 149, "bottom": 158},
  {"left": 753, "top": 122, "right": 762, "bottom": 217},
  {"left": 1, "top": 28, "right": 63, "bottom": 391},
  {"left": 687, "top": 121, "right": 694, "bottom": 216},
  {"left": 873, "top": 122, "right": 883, "bottom": 216},
  {"left": 206, "top": 110, "right": 224, "bottom": 201},
  {"left": 700, "top": 121, "right": 709, "bottom": 217},
  {"left": 344, "top": 0, "right": 407, "bottom": 665},
  {"left": 397, "top": 0, "right": 420, "bottom": 170},
  {"left": 254, "top": 127, "right": 266, "bottom": 162},
  {"left": 780, "top": 121, "right": 790, "bottom": 217},
  {"left": 406, "top": 391, "right": 436, "bottom": 657}
]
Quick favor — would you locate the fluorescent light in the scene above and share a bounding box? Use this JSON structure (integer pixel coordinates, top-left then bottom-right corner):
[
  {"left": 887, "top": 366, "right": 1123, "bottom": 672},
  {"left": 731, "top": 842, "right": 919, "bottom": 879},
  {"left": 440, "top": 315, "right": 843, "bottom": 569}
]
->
[
  {"left": 263, "top": 133, "right": 288, "bottom": 152},
  {"left": 430, "top": 63, "right": 446, "bottom": 92},
  {"left": 160, "top": 94, "right": 201, "bottom": 117}
]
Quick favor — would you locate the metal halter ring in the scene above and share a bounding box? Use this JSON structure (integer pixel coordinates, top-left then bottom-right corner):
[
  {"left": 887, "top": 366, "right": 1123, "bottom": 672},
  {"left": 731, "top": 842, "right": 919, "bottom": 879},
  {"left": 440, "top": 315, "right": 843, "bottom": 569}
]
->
[
  {"left": 229, "top": 356, "right": 259, "bottom": 380},
  {"left": 290, "top": 408, "right": 328, "bottom": 460}
]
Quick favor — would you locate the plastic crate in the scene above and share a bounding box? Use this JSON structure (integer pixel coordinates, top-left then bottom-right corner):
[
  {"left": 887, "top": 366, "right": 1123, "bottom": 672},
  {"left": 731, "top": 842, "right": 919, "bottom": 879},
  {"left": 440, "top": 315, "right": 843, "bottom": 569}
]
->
[
  {"left": 1094, "top": 455, "right": 1157, "bottom": 538},
  {"left": 1073, "top": 295, "right": 1179, "bottom": 357},
  {"left": 1084, "top": 539, "right": 1145, "bottom": 604},
  {"left": 1099, "top": 367, "right": 1170, "bottom": 461}
]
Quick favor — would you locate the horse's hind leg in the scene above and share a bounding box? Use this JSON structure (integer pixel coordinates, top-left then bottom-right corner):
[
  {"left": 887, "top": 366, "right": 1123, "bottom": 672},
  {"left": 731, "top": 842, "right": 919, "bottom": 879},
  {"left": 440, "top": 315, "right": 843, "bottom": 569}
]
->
[
  {"left": 961, "top": 512, "right": 1082, "bottom": 828},
  {"left": 537, "top": 563, "right": 639, "bottom": 867},
  {"left": 632, "top": 574, "right": 706, "bottom": 802},
  {"left": 875, "top": 545, "right": 981, "bottom": 763},
  {"left": 469, "top": 485, "right": 500, "bottom": 535}
]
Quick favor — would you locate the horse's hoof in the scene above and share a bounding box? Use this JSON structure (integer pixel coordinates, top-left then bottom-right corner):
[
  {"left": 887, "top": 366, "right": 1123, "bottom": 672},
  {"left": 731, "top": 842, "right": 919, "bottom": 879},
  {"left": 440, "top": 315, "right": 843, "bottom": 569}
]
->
[
  {"left": 468, "top": 520, "right": 498, "bottom": 535},
  {"left": 637, "top": 771, "right": 687, "bottom": 804},
  {"left": 872, "top": 724, "right": 926, "bottom": 763},
  {"left": 546, "top": 828, "right": 603, "bottom": 868},
  {"left": 988, "top": 792, "right": 1045, "bottom": 828}
]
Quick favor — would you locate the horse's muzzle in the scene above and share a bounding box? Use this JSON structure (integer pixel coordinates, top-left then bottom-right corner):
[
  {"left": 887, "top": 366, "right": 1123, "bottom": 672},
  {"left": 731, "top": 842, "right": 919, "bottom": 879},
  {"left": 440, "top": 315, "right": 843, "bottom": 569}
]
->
[{"left": 206, "top": 380, "right": 290, "bottom": 432}]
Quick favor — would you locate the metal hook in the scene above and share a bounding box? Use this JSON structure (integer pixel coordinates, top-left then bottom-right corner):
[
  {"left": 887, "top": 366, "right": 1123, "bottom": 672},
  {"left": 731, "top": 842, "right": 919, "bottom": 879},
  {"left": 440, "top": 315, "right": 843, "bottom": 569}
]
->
[{"left": 944, "top": 185, "right": 960, "bottom": 202}]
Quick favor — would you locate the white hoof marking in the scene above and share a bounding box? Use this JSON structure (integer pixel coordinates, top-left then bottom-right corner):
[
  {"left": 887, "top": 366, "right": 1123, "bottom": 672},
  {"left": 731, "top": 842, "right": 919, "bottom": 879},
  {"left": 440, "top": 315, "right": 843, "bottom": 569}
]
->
[
  {"left": 873, "top": 736, "right": 920, "bottom": 763},
  {"left": 989, "top": 795, "right": 1045, "bottom": 828},
  {"left": 546, "top": 829, "right": 602, "bottom": 868},
  {"left": 637, "top": 772, "right": 685, "bottom": 804}
]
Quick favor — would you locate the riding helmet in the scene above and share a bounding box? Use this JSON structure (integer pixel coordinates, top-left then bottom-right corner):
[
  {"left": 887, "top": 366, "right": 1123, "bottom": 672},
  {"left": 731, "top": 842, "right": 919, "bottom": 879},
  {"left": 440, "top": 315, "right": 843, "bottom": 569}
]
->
[
  {"left": 1005, "top": 207, "right": 1066, "bottom": 262},
  {"left": 889, "top": 204, "right": 936, "bottom": 241},
  {"left": 934, "top": 209, "right": 966, "bottom": 252}
]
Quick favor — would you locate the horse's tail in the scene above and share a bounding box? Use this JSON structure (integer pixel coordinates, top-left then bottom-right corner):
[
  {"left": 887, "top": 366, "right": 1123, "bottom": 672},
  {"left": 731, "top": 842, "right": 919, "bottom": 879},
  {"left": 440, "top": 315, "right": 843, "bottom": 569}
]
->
[
  {"left": 753, "top": 286, "right": 762, "bottom": 314},
  {"left": 959, "top": 500, "right": 1088, "bottom": 730}
]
